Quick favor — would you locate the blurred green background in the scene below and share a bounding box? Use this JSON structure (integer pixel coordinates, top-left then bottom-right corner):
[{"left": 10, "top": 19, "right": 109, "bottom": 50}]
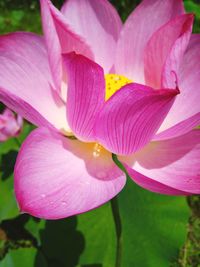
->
[
  {"left": 0, "top": 1, "right": 200, "bottom": 267},
  {"left": 0, "top": 0, "right": 200, "bottom": 33}
]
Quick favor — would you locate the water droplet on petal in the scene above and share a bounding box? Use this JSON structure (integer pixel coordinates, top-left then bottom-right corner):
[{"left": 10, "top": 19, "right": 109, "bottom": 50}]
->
[{"left": 93, "top": 143, "right": 103, "bottom": 158}]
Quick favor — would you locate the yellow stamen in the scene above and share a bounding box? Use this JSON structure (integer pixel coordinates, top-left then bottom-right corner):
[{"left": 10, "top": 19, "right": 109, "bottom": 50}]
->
[
  {"left": 93, "top": 143, "right": 103, "bottom": 158},
  {"left": 105, "top": 74, "right": 133, "bottom": 101}
]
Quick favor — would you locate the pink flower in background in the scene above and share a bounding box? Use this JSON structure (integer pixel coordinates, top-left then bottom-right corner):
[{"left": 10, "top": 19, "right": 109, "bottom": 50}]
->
[
  {"left": 0, "top": 108, "right": 23, "bottom": 141},
  {"left": 0, "top": 0, "right": 199, "bottom": 219}
]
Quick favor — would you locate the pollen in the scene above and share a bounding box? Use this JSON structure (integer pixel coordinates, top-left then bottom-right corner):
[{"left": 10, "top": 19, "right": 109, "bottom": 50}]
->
[
  {"left": 93, "top": 143, "right": 103, "bottom": 158},
  {"left": 105, "top": 74, "right": 133, "bottom": 101}
]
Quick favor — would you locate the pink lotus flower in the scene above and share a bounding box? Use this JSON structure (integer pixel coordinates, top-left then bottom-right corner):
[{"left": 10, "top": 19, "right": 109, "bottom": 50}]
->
[
  {"left": 0, "top": 0, "right": 199, "bottom": 219},
  {"left": 0, "top": 108, "right": 23, "bottom": 141}
]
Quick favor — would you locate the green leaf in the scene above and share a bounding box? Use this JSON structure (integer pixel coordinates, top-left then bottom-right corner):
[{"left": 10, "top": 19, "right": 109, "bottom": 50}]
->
[
  {"left": 22, "top": 181, "right": 189, "bottom": 267},
  {"left": 118, "top": 179, "right": 190, "bottom": 266},
  {"left": 10, "top": 10, "right": 24, "bottom": 26},
  {"left": 77, "top": 203, "right": 116, "bottom": 267},
  {"left": 184, "top": 0, "right": 200, "bottom": 33},
  {"left": 0, "top": 248, "right": 47, "bottom": 267},
  {"left": 0, "top": 176, "right": 18, "bottom": 222},
  {"left": 23, "top": 204, "right": 116, "bottom": 267},
  {"left": 184, "top": 1, "right": 200, "bottom": 20},
  {"left": 0, "top": 123, "right": 35, "bottom": 222},
  {"left": 25, "top": 218, "right": 45, "bottom": 246},
  {"left": 0, "top": 140, "right": 18, "bottom": 222},
  {"left": 24, "top": 216, "right": 85, "bottom": 267}
]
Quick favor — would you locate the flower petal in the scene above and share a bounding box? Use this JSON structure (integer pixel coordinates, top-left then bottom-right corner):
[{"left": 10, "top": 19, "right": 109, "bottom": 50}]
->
[
  {"left": 115, "top": 0, "right": 184, "bottom": 82},
  {"left": 144, "top": 14, "right": 193, "bottom": 89},
  {"left": 0, "top": 32, "right": 69, "bottom": 131},
  {"left": 155, "top": 34, "right": 200, "bottom": 139},
  {"left": 121, "top": 130, "right": 200, "bottom": 195},
  {"left": 14, "top": 127, "right": 126, "bottom": 219},
  {"left": 40, "top": 0, "right": 93, "bottom": 91},
  {"left": 64, "top": 53, "right": 105, "bottom": 142},
  {"left": 161, "top": 15, "right": 193, "bottom": 89},
  {"left": 0, "top": 108, "right": 22, "bottom": 141},
  {"left": 154, "top": 113, "right": 200, "bottom": 141},
  {"left": 61, "top": 0, "right": 122, "bottom": 72},
  {"left": 94, "top": 83, "right": 178, "bottom": 155}
]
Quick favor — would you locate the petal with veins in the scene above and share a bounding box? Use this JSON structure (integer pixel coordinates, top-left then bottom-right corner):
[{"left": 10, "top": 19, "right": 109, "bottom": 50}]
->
[
  {"left": 121, "top": 130, "right": 200, "bottom": 195},
  {"left": 40, "top": 0, "right": 93, "bottom": 91},
  {"left": 155, "top": 34, "right": 200, "bottom": 139},
  {"left": 115, "top": 0, "right": 184, "bottom": 83},
  {"left": 14, "top": 127, "right": 126, "bottom": 219},
  {"left": 144, "top": 14, "right": 193, "bottom": 89},
  {"left": 94, "top": 83, "right": 178, "bottom": 155},
  {"left": 64, "top": 53, "right": 105, "bottom": 142},
  {"left": 0, "top": 32, "right": 69, "bottom": 132},
  {"left": 61, "top": 0, "right": 122, "bottom": 73}
]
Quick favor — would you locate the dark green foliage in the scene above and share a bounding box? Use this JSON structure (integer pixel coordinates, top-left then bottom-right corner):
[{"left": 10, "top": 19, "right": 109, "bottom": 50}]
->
[{"left": 0, "top": 0, "right": 199, "bottom": 34}]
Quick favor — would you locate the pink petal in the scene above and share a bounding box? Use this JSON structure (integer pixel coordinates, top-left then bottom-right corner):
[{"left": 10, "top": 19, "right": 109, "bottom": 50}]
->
[
  {"left": 161, "top": 16, "right": 193, "bottom": 89},
  {"left": 14, "top": 127, "right": 126, "bottom": 219},
  {"left": 155, "top": 34, "right": 200, "bottom": 139},
  {"left": 0, "top": 33, "right": 53, "bottom": 85},
  {"left": 0, "top": 32, "right": 69, "bottom": 132},
  {"left": 64, "top": 53, "right": 105, "bottom": 142},
  {"left": 144, "top": 14, "right": 193, "bottom": 89},
  {"left": 115, "top": 0, "right": 184, "bottom": 83},
  {"left": 154, "top": 113, "right": 200, "bottom": 141},
  {"left": 121, "top": 130, "right": 200, "bottom": 195},
  {"left": 40, "top": 0, "right": 93, "bottom": 91},
  {"left": 0, "top": 108, "right": 23, "bottom": 141},
  {"left": 123, "top": 169, "right": 188, "bottom": 195},
  {"left": 61, "top": 0, "right": 122, "bottom": 73},
  {"left": 94, "top": 83, "right": 178, "bottom": 155}
]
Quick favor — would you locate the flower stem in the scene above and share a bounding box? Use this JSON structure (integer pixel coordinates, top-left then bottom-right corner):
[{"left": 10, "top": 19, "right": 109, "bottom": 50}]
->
[
  {"left": 111, "top": 196, "right": 122, "bottom": 267},
  {"left": 14, "top": 138, "right": 21, "bottom": 148}
]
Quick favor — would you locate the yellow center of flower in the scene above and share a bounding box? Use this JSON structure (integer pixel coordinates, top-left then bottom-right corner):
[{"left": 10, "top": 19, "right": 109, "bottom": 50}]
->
[
  {"left": 93, "top": 143, "right": 104, "bottom": 158},
  {"left": 105, "top": 74, "right": 133, "bottom": 100}
]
